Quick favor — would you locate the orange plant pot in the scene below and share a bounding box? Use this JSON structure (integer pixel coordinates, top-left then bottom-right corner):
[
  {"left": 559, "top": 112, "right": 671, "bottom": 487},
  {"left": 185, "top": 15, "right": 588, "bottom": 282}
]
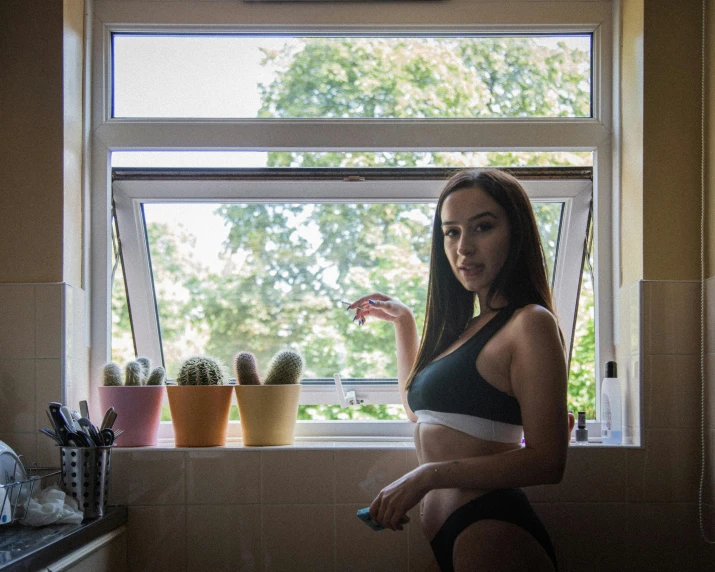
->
[
  {"left": 166, "top": 385, "right": 234, "bottom": 447},
  {"left": 235, "top": 385, "right": 301, "bottom": 446}
]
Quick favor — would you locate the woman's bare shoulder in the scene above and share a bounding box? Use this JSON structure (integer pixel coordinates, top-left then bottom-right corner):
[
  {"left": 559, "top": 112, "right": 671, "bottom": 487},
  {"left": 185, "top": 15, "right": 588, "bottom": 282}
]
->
[{"left": 510, "top": 304, "right": 561, "bottom": 342}]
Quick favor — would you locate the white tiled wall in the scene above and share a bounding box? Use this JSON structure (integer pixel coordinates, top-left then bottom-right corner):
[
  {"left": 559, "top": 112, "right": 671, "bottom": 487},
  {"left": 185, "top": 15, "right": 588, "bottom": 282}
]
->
[
  {"left": 110, "top": 437, "right": 715, "bottom": 572},
  {"left": 110, "top": 445, "right": 430, "bottom": 572},
  {"left": 107, "top": 279, "right": 715, "bottom": 572},
  {"left": 0, "top": 282, "right": 88, "bottom": 468},
  {"left": 4, "top": 279, "right": 715, "bottom": 571}
]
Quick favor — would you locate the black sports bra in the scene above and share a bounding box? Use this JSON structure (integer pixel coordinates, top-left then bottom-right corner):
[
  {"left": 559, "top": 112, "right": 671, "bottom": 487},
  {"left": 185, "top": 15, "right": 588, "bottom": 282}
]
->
[{"left": 407, "top": 306, "right": 523, "bottom": 442}]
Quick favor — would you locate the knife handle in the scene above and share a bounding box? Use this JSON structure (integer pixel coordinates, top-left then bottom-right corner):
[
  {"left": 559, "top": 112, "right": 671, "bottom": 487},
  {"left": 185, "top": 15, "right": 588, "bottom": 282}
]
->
[{"left": 48, "top": 402, "right": 71, "bottom": 445}]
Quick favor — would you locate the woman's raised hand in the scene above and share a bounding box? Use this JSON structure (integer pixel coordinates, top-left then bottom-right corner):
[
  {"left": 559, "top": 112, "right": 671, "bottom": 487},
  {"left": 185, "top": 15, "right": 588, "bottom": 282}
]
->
[{"left": 346, "top": 293, "right": 412, "bottom": 325}]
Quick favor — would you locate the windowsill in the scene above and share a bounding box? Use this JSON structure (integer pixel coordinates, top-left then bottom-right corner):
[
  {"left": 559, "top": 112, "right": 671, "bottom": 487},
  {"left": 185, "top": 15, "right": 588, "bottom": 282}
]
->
[
  {"left": 108, "top": 436, "right": 640, "bottom": 452},
  {"left": 568, "top": 440, "right": 641, "bottom": 448},
  {"left": 144, "top": 420, "right": 640, "bottom": 450},
  {"left": 114, "top": 437, "right": 415, "bottom": 451}
]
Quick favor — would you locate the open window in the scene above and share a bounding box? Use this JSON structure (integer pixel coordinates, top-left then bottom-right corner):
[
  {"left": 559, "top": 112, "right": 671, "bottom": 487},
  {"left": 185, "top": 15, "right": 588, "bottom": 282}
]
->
[
  {"left": 111, "top": 165, "right": 591, "bottom": 436},
  {"left": 93, "top": 14, "right": 612, "bottom": 439}
]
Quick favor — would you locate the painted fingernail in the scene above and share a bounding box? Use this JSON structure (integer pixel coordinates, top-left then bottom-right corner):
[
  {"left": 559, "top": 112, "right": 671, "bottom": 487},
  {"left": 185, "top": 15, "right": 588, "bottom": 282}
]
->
[{"left": 368, "top": 299, "right": 376, "bottom": 305}]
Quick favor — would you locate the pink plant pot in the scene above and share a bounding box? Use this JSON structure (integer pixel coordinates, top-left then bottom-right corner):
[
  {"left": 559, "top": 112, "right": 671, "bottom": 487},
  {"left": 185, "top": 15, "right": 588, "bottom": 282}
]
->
[{"left": 98, "top": 386, "right": 166, "bottom": 447}]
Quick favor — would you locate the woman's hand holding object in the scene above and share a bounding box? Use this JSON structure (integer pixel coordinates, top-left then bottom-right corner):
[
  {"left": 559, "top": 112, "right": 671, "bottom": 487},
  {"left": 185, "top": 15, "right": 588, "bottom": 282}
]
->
[
  {"left": 346, "top": 293, "right": 412, "bottom": 326},
  {"left": 368, "top": 464, "right": 431, "bottom": 531}
]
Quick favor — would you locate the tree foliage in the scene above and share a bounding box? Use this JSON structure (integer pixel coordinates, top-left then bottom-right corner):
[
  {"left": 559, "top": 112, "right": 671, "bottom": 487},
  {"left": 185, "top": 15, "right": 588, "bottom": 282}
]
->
[{"left": 259, "top": 37, "right": 590, "bottom": 119}]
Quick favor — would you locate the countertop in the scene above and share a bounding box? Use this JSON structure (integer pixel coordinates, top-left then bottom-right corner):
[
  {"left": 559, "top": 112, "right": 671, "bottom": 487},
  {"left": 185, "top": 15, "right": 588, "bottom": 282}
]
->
[{"left": 0, "top": 506, "right": 127, "bottom": 572}]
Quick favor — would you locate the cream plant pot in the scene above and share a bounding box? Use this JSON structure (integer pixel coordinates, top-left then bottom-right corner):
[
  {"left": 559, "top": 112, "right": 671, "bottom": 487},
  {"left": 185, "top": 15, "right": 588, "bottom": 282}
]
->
[{"left": 234, "top": 385, "right": 301, "bottom": 446}]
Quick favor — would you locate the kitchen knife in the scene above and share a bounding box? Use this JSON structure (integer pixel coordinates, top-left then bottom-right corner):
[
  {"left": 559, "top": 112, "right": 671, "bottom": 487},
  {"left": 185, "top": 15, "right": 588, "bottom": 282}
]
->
[{"left": 48, "top": 403, "right": 73, "bottom": 446}]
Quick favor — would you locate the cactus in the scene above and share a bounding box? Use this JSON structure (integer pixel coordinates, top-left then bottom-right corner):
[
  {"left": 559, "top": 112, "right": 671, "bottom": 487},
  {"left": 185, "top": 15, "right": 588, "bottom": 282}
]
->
[
  {"left": 263, "top": 350, "right": 304, "bottom": 385},
  {"left": 125, "top": 361, "right": 143, "bottom": 386},
  {"left": 176, "top": 356, "right": 226, "bottom": 386},
  {"left": 146, "top": 366, "right": 166, "bottom": 386},
  {"left": 234, "top": 351, "right": 262, "bottom": 385},
  {"left": 103, "top": 362, "right": 123, "bottom": 386},
  {"left": 136, "top": 356, "right": 151, "bottom": 384}
]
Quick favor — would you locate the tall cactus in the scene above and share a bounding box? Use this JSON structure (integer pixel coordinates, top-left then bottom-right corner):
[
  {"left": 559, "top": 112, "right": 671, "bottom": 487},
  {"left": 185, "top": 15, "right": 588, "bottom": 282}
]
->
[
  {"left": 102, "top": 362, "right": 123, "bottom": 386},
  {"left": 234, "top": 351, "right": 262, "bottom": 385},
  {"left": 146, "top": 366, "right": 166, "bottom": 386},
  {"left": 263, "top": 350, "right": 304, "bottom": 385},
  {"left": 136, "top": 356, "right": 152, "bottom": 385},
  {"left": 176, "top": 356, "right": 226, "bottom": 386},
  {"left": 125, "top": 361, "right": 143, "bottom": 386}
]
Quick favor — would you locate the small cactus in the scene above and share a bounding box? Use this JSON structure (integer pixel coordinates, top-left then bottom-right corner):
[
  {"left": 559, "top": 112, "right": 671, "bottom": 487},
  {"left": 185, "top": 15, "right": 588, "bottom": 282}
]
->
[
  {"left": 103, "top": 362, "right": 123, "bottom": 386},
  {"left": 263, "top": 350, "right": 304, "bottom": 385},
  {"left": 136, "top": 357, "right": 151, "bottom": 384},
  {"left": 176, "top": 356, "right": 226, "bottom": 386},
  {"left": 125, "top": 361, "right": 143, "bottom": 386},
  {"left": 234, "top": 351, "right": 262, "bottom": 385},
  {"left": 146, "top": 366, "right": 166, "bottom": 386}
]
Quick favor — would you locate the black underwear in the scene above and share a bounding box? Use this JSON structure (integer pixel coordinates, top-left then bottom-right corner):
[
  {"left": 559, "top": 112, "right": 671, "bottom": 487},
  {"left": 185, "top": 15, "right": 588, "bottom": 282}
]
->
[{"left": 429, "top": 488, "right": 558, "bottom": 572}]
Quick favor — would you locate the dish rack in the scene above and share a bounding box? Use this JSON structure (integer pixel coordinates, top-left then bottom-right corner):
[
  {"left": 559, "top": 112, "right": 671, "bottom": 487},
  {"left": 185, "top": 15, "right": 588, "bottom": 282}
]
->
[{"left": 0, "top": 455, "right": 60, "bottom": 526}]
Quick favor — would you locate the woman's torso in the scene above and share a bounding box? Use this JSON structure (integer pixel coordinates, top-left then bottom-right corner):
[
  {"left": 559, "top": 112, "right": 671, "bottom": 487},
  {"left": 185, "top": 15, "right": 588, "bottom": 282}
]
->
[{"left": 411, "top": 308, "right": 524, "bottom": 540}]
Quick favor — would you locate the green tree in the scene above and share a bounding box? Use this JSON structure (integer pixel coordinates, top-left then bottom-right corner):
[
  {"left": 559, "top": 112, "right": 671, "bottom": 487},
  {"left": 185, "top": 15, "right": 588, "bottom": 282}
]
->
[{"left": 259, "top": 37, "right": 589, "bottom": 119}]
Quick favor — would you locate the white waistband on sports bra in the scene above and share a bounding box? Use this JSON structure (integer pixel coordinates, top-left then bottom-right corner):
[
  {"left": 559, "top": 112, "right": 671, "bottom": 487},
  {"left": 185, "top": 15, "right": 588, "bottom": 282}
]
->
[{"left": 414, "top": 410, "right": 523, "bottom": 444}]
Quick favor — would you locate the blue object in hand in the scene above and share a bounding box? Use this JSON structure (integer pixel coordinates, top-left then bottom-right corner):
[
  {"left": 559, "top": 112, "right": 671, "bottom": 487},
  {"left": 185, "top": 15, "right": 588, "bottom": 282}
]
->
[
  {"left": 356, "top": 507, "right": 408, "bottom": 531},
  {"left": 356, "top": 507, "right": 385, "bottom": 531}
]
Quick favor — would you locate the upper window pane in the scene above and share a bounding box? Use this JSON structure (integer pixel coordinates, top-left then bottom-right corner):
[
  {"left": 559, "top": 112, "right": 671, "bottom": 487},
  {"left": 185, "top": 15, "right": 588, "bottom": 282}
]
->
[{"left": 112, "top": 34, "right": 592, "bottom": 119}]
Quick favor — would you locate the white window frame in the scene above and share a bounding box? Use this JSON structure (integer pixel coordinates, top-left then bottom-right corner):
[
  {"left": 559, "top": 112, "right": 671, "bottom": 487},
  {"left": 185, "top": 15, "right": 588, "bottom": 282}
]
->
[{"left": 90, "top": 0, "right": 614, "bottom": 440}]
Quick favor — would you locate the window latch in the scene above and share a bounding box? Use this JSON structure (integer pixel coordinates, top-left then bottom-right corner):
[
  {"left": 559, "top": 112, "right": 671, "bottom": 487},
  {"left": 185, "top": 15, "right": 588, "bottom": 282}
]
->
[{"left": 333, "top": 373, "right": 364, "bottom": 407}]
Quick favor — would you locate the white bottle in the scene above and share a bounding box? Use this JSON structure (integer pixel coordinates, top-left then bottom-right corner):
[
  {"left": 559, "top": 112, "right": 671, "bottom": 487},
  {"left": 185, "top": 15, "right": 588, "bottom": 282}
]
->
[{"left": 601, "top": 361, "right": 622, "bottom": 445}]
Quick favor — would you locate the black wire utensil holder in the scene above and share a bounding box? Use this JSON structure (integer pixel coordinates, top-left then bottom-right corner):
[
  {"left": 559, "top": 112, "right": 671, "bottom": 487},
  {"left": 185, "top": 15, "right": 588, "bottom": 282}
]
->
[{"left": 0, "top": 454, "right": 61, "bottom": 526}]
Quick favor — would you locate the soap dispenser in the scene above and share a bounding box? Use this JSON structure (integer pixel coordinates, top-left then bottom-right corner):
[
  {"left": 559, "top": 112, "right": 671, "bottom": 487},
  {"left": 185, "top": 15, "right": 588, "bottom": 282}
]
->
[{"left": 601, "top": 361, "right": 622, "bottom": 445}]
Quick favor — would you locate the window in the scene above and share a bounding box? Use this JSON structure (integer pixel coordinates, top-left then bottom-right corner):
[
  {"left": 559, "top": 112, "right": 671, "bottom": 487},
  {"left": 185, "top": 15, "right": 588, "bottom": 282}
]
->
[{"left": 92, "top": 2, "right": 613, "bottom": 439}]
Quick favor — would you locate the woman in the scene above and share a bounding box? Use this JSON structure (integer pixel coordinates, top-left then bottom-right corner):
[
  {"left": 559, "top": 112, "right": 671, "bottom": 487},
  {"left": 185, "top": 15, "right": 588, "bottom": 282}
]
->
[{"left": 347, "top": 169, "right": 569, "bottom": 572}]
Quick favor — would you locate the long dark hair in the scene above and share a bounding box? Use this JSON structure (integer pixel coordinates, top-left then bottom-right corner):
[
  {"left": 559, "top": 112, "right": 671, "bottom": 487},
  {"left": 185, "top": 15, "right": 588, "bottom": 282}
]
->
[{"left": 405, "top": 168, "right": 557, "bottom": 389}]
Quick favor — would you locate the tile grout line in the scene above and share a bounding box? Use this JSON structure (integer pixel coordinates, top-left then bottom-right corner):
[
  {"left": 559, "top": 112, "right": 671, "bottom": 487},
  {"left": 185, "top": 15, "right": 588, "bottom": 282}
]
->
[
  {"left": 405, "top": 450, "right": 411, "bottom": 572},
  {"left": 60, "top": 285, "right": 67, "bottom": 405},
  {"left": 185, "top": 452, "right": 191, "bottom": 570},
  {"left": 333, "top": 449, "right": 337, "bottom": 572},
  {"left": 32, "top": 285, "right": 38, "bottom": 465},
  {"left": 260, "top": 450, "right": 265, "bottom": 572}
]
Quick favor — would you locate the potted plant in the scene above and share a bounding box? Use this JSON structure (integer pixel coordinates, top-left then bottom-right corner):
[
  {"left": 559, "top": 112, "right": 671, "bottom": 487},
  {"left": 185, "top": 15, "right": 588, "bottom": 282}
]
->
[
  {"left": 166, "top": 356, "right": 234, "bottom": 447},
  {"left": 234, "top": 350, "right": 303, "bottom": 446},
  {"left": 97, "top": 357, "right": 166, "bottom": 447}
]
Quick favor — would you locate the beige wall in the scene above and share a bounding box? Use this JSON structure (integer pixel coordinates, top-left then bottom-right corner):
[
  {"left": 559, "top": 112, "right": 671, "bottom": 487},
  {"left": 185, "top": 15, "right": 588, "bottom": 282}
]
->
[
  {"left": 709, "top": 0, "right": 715, "bottom": 278},
  {"left": 0, "top": 0, "right": 84, "bottom": 286},
  {"left": 0, "top": 0, "right": 89, "bottom": 503},
  {"left": 621, "top": 0, "right": 703, "bottom": 283},
  {"left": 63, "top": 0, "right": 85, "bottom": 288},
  {"left": 620, "top": 0, "right": 644, "bottom": 285}
]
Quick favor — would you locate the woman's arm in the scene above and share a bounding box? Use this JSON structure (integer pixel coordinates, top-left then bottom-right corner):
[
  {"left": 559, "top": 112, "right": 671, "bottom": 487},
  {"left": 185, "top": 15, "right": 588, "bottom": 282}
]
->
[
  {"left": 348, "top": 294, "right": 420, "bottom": 422},
  {"left": 393, "top": 310, "right": 420, "bottom": 422},
  {"left": 422, "top": 304, "right": 569, "bottom": 490}
]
